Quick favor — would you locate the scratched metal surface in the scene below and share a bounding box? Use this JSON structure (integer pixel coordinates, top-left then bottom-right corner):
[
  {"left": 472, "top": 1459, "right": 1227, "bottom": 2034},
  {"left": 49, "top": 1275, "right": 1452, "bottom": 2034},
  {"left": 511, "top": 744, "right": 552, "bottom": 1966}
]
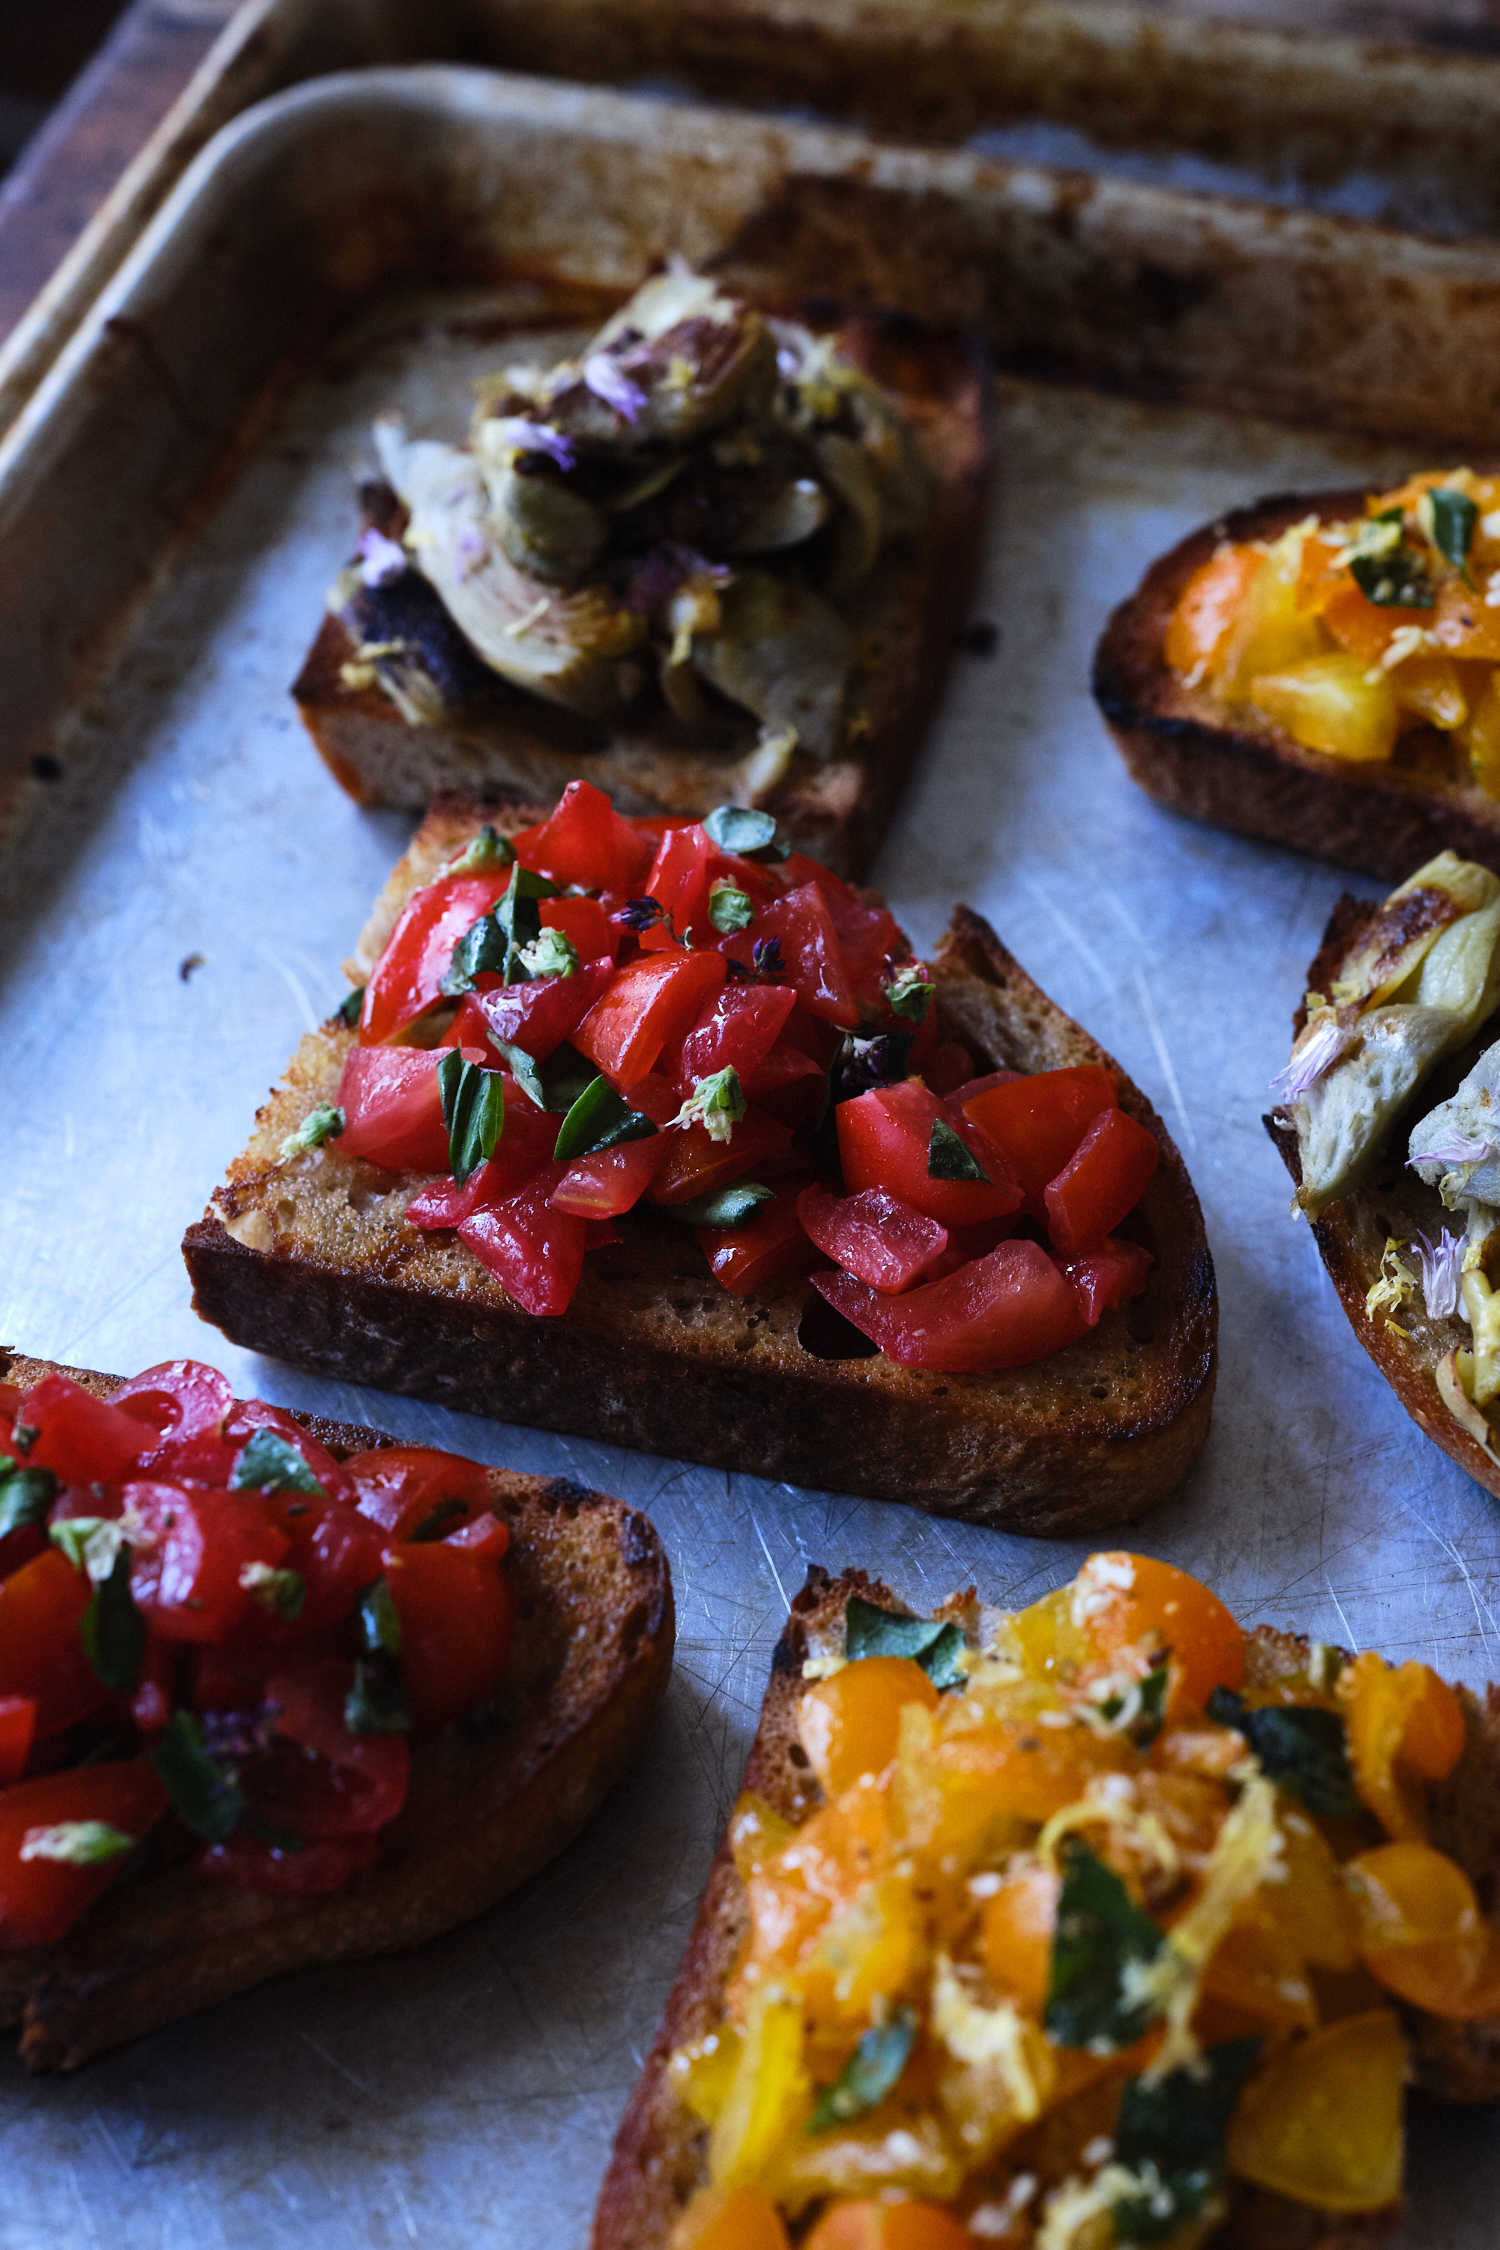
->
[{"left": 2, "top": 292, "right": 1500, "bottom": 2249}]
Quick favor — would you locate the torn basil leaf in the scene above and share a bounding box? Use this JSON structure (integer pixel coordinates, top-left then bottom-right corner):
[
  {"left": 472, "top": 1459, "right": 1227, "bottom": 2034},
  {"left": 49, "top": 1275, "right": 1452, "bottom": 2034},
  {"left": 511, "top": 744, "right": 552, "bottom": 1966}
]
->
[
  {"left": 1348, "top": 511, "right": 1434, "bottom": 609},
  {"left": 703, "top": 804, "right": 787, "bottom": 860},
  {"left": 438, "top": 1051, "right": 506, "bottom": 1185},
  {"left": 81, "top": 1547, "right": 146, "bottom": 1694},
  {"left": 337, "top": 987, "right": 364, "bottom": 1028},
  {"left": 844, "top": 1595, "right": 966, "bottom": 1691},
  {"left": 885, "top": 965, "right": 935, "bottom": 1024},
  {"left": 808, "top": 2005, "right": 918, "bottom": 2131},
  {"left": 708, "top": 881, "right": 755, "bottom": 935},
  {"left": 1429, "top": 486, "right": 1478, "bottom": 581},
  {"left": 346, "top": 1576, "right": 413, "bottom": 1734},
  {"left": 442, "top": 866, "right": 562, "bottom": 994},
  {"left": 553, "top": 1073, "right": 658, "bottom": 1162},
  {"left": 230, "top": 1427, "right": 326, "bottom": 1499},
  {"left": 1112, "top": 2038, "right": 1262, "bottom": 2246},
  {"left": 928, "top": 1116, "right": 990, "bottom": 1183},
  {"left": 1044, "top": 1836, "right": 1165, "bottom": 2051},
  {"left": 1100, "top": 1663, "right": 1169, "bottom": 1748},
  {"left": 150, "top": 1711, "right": 247, "bottom": 1842},
  {"left": 0, "top": 1462, "right": 57, "bottom": 1538},
  {"left": 666, "top": 1181, "right": 774, "bottom": 1229},
  {"left": 278, "top": 1103, "right": 345, "bottom": 1160},
  {"left": 358, "top": 1577, "right": 403, "bottom": 1657},
  {"left": 1205, "top": 1686, "right": 1361, "bottom": 1820}
]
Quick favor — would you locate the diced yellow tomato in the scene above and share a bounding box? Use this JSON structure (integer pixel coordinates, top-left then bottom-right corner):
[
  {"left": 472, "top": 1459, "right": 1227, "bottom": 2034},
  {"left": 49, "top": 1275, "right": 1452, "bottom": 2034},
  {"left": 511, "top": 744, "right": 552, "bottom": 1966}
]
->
[
  {"left": 1430, "top": 576, "right": 1500, "bottom": 661},
  {"left": 735, "top": 1863, "right": 830, "bottom": 2002},
  {"left": 1226, "top": 2010, "right": 1405, "bottom": 2213},
  {"left": 800, "top": 1659, "right": 939, "bottom": 1798},
  {"left": 730, "top": 1793, "right": 797, "bottom": 1882},
  {"left": 927, "top": 1720, "right": 1126, "bottom": 1834},
  {"left": 709, "top": 1986, "right": 809, "bottom": 2189},
  {"left": 1293, "top": 530, "right": 1350, "bottom": 615},
  {"left": 670, "top": 2028, "right": 745, "bottom": 2124},
  {"left": 802, "top": 1869, "right": 926, "bottom": 2029},
  {"left": 782, "top": 1778, "right": 893, "bottom": 1908},
  {"left": 1391, "top": 652, "right": 1467, "bottom": 731},
  {"left": 802, "top": 2199, "right": 973, "bottom": 2250},
  {"left": 1249, "top": 651, "right": 1399, "bottom": 762},
  {"left": 1217, "top": 536, "right": 1326, "bottom": 694},
  {"left": 979, "top": 1856, "right": 1060, "bottom": 2009},
  {"left": 1201, "top": 1916, "right": 1315, "bottom": 2028},
  {"left": 1008, "top": 1584, "right": 1090, "bottom": 1684},
  {"left": 1070, "top": 1551, "right": 1245, "bottom": 1717},
  {"left": 1346, "top": 1840, "right": 1500, "bottom": 2017},
  {"left": 1320, "top": 579, "right": 1422, "bottom": 669},
  {"left": 1339, "top": 1651, "right": 1466, "bottom": 1840},
  {"left": 1276, "top": 1810, "right": 1360, "bottom": 1969},
  {"left": 672, "top": 2185, "right": 792, "bottom": 2250},
  {"left": 1165, "top": 544, "right": 1263, "bottom": 680},
  {"left": 1461, "top": 669, "right": 1500, "bottom": 796}
]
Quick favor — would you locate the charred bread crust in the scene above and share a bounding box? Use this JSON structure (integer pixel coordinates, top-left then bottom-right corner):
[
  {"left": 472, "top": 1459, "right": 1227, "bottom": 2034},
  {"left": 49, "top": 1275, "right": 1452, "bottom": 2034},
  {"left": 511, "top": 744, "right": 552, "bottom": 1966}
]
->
[
  {"left": 1092, "top": 489, "right": 1500, "bottom": 884},
  {"left": 592, "top": 1591, "right": 1495, "bottom": 2250},
  {"left": 181, "top": 809, "right": 1216, "bottom": 1535},
  {"left": 1267, "top": 891, "right": 1500, "bottom": 1505},
  {"left": 292, "top": 310, "right": 993, "bottom": 883},
  {"left": 0, "top": 1352, "right": 675, "bottom": 2071}
]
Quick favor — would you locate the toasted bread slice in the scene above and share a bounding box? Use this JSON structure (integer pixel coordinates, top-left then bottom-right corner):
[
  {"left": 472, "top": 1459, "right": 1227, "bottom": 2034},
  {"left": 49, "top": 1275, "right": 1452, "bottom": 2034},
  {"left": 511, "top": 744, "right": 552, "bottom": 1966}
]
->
[
  {"left": 593, "top": 1567, "right": 1500, "bottom": 2250},
  {"left": 181, "top": 800, "right": 1215, "bottom": 1534},
  {"left": 291, "top": 310, "right": 991, "bottom": 883},
  {"left": 1093, "top": 490, "right": 1500, "bottom": 884},
  {"left": 0, "top": 1351, "right": 674, "bottom": 2071},
  {"left": 1267, "top": 889, "right": 1500, "bottom": 1503}
]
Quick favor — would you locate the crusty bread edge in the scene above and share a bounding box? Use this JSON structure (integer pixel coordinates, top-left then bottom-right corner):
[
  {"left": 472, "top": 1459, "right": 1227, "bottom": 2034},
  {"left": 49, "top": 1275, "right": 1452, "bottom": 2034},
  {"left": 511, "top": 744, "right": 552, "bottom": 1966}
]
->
[{"left": 0, "top": 1352, "right": 675, "bottom": 2069}]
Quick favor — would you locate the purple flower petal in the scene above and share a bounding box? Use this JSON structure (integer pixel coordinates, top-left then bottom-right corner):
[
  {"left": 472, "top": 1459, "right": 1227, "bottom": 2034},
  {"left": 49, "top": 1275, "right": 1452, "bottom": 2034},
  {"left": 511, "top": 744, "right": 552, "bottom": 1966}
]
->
[
  {"left": 489, "top": 416, "right": 577, "bottom": 471},
  {"left": 583, "top": 353, "right": 648, "bottom": 423},
  {"left": 1410, "top": 1132, "right": 1498, "bottom": 1169},
  {"left": 356, "top": 527, "right": 407, "bottom": 587},
  {"left": 1269, "top": 1015, "right": 1350, "bottom": 1102},
  {"left": 1414, "top": 1229, "right": 1464, "bottom": 1319}
]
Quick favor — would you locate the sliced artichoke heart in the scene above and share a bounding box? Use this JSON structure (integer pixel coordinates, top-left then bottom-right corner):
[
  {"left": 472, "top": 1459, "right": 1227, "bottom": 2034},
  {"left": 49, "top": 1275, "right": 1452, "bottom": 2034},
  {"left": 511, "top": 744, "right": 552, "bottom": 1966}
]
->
[
  {"left": 814, "top": 430, "right": 884, "bottom": 593},
  {"left": 1334, "top": 851, "right": 1499, "bottom": 1007},
  {"left": 1295, "top": 1005, "right": 1457, "bottom": 1217},
  {"left": 691, "top": 569, "right": 852, "bottom": 759},
  {"left": 728, "top": 476, "right": 830, "bottom": 556},
  {"left": 477, "top": 443, "right": 606, "bottom": 586},
  {"left": 373, "top": 421, "right": 642, "bottom": 715},
  {"left": 1408, "top": 1039, "right": 1500, "bottom": 1207}
]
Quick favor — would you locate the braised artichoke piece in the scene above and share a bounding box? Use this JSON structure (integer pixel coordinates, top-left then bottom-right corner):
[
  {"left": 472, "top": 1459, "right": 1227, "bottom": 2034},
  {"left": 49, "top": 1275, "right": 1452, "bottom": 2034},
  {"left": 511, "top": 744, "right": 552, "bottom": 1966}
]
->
[
  {"left": 1410, "top": 1042, "right": 1500, "bottom": 1208},
  {"left": 1295, "top": 1006, "right": 1458, "bottom": 1217},
  {"left": 690, "top": 570, "right": 853, "bottom": 758},
  {"left": 773, "top": 319, "right": 929, "bottom": 540},
  {"left": 473, "top": 419, "right": 607, "bottom": 585},
  {"left": 374, "top": 421, "right": 644, "bottom": 715}
]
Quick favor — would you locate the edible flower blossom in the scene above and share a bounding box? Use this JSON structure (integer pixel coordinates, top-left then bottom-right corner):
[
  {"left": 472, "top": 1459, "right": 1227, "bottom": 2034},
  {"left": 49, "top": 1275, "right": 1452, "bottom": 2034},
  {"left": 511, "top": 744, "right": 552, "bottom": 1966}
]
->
[
  {"left": 582, "top": 353, "right": 647, "bottom": 423},
  {"left": 356, "top": 527, "right": 407, "bottom": 587},
  {"left": 487, "top": 416, "right": 577, "bottom": 471},
  {"left": 1410, "top": 1132, "right": 1498, "bottom": 1169},
  {"left": 671, "top": 1066, "right": 746, "bottom": 1144},
  {"left": 1269, "top": 1014, "right": 1351, "bottom": 1102},
  {"left": 1415, "top": 1228, "right": 1465, "bottom": 1319}
]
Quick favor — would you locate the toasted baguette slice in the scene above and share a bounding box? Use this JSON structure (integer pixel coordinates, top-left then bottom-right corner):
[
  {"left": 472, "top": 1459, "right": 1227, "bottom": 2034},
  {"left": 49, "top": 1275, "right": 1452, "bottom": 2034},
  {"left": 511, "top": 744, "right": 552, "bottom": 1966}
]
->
[
  {"left": 1093, "top": 489, "right": 1500, "bottom": 884},
  {"left": 593, "top": 1568, "right": 1500, "bottom": 2250},
  {"left": 0, "top": 1351, "right": 674, "bottom": 2071},
  {"left": 1267, "top": 889, "right": 1500, "bottom": 1503},
  {"left": 181, "top": 800, "right": 1215, "bottom": 1534},
  {"left": 292, "top": 310, "right": 991, "bottom": 884}
]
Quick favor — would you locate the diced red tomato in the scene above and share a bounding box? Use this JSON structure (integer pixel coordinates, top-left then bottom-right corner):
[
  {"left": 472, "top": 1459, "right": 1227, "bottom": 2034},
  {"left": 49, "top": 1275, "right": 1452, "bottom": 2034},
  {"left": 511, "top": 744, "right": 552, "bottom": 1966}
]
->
[
  {"left": 341, "top": 1446, "right": 493, "bottom": 1541},
  {"left": 550, "top": 1135, "right": 666, "bottom": 1216},
  {"left": 699, "top": 1176, "right": 818, "bottom": 1295},
  {"left": 255, "top": 1661, "right": 409, "bottom": 1835},
  {"left": 0, "top": 1548, "right": 106, "bottom": 1736},
  {"left": 651, "top": 1110, "right": 795, "bottom": 1206},
  {"left": 780, "top": 853, "right": 901, "bottom": 1007},
  {"left": 222, "top": 1402, "right": 351, "bottom": 1504},
  {"left": 109, "top": 1360, "right": 234, "bottom": 1479},
  {"left": 573, "top": 948, "right": 727, "bottom": 1090},
  {"left": 0, "top": 1697, "right": 36, "bottom": 1785},
  {"left": 836, "top": 1080, "right": 1022, "bottom": 1228},
  {"left": 195, "top": 1830, "right": 381, "bottom": 1893},
  {"left": 923, "top": 1042, "right": 976, "bottom": 1096},
  {"left": 405, "top": 1094, "right": 557, "bottom": 1229},
  {"left": 949, "top": 1069, "right": 1023, "bottom": 1106},
  {"left": 508, "top": 779, "right": 656, "bottom": 893},
  {"left": 458, "top": 1167, "right": 593, "bottom": 1314},
  {"left": 444, "top": 1511, "right": 510, "bottom": 1559},
  {"left": 960, "top": 1066, "right": 1117, "bottom": 1205},
  {"left": 18, "top": 1374, "right": 150, "bottom": 1483},
  {"left": 126, "top": 1486, "right": 290, "bottom": 1644},
  {"left": 757, "top": 883, "right": 859, "bottom": 1027},
  {"left": 540, "top": 894, "right": 616, "bottom": 962},
  {"left": 0, "top": 1760, "right": 168, "bottom": 1945},
  {"left": 744, "top": 1040, "right": 826, "bottom": 1126},
  {"left": 1044, "top": 1107, "right": 1160, "bottom": 1257},
  {"left": 255, "top": 1493, "right": 386, "bottom": 1636},
  {"left": 812, "top": 1240, "right": 1087, "bottom": 1371},
  {"left": 359, "top": 868, "right": 511, "bottom": 1044},
  {"left": 1065, "top": 1236, "right": 1155, "bottom": 1327},
  {"left": 382, "top": 1541, "right": 514, "bottom": 1732},
  {"left": 640, "top": 822, "right": 713, "bottom": 950},
  {"left": 674, "top": 983, "right": 797, "bottom": 1094},
  {"left": 336, "top": 1045, "right": 450, "bottom": 1173},
  {"left": 797, "top": 1184, "right": 948, "bottom": 1294},
  {"left": 450, "top": 958, "right": 612, "bottom": 1062}
]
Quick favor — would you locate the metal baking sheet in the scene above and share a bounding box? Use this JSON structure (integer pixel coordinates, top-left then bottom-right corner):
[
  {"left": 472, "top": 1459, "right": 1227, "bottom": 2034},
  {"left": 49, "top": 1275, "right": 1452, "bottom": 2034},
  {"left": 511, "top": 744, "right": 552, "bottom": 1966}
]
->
[{"left": 1, "top": 68, "right": 1499, "bottom": 2250}]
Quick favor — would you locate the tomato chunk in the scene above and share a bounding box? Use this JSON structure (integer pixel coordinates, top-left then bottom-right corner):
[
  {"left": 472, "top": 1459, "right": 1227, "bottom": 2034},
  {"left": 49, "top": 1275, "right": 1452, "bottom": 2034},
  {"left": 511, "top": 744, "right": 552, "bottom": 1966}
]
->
[
  {"left": 339, "top": 1445, "right": 493, "bottom": 1542},
  {"left": 19, "top": 1373, "right": 150, "bottom": 1482},
  {"left": 540, "top": 894, "right": 616, "bottom": 962},
  {"left": 1065, "top": 1235, "right": 1154, "bottom": 1326},
  {"left": 0, "top": 1760, "right": 168, "bottom": 1945},
  {"left": 699, "top": 1177, "right": 817, "bottom": 1295},
  {"left": 382, "top": 1541, "right": 514, "bottom": 1732},
  {"left": 110, "top": 1360, "right": 234, "bottom": 1479},
  {"left": 1045, "top": 1105, "right": 1160, "bottom": 1256},
  {"left": 405, "top": 1093, "right": 557, "bottom": 1228},
  {"left": 651, "top": 1110, "right": 795, "bottom": 1206},
  {"left": 757, "top": 883, "right": 859, "bottom": 1027},
  {"left": 127, "top": 1486, "right": 290, "bottom": 1643},
  {"left": 452, "top": 958, "right": 611, "bottom": 1062},
  {"left": 779, "top": 853, "right": 902, "bottom": 1005},
  {"left": 0, "top": 1697, "right": 36, "bottom": 1785},
  {"left": 811, "top": 1240, "right": 1086, "bottom": 1371},
  {"left": 574, "top": 948, "right": 727, "bottom": 1090},
  {"left": 256, "top": 1660, "right": 409, "bottom": 1835},
  {"left": 960, "top": 1065, "right": 1117, "bottom": 1204},
  {"left": 458, "top": 1167, "right": 592, "bottom": 1313},
  {"left": 1071, "top": 1550, "right": 1245, "bottom": 1713},
  {"left": 195, "top": 1830, "right": 381, "bottom": 1894},
  {"left": 675, "top": 983, "right": 797, "bottom": 1095},
  {"left": 336, "top": 1045, "right": 450, "bottom": 1172},
  {"left": 797, "top": 1183, "right": 947, "bottom": 1293},
  {"left": 640, "top": 821, "right": 713, "bottom": 950},
  {"left": 359, "top": 867, "right": 511, "bottom": 1044},
  {"left": 508, "top": 778, "right": 656, "bottom": 893},
  {"left": 550, "top": 1134, "right": 666, "bottom": 1216},
  {"left": 836, "top": 1079, "right": 1022, "bottom": 1228},
  {"left": 0, "top": 1548, "right": 106, "bottom": 1736}
]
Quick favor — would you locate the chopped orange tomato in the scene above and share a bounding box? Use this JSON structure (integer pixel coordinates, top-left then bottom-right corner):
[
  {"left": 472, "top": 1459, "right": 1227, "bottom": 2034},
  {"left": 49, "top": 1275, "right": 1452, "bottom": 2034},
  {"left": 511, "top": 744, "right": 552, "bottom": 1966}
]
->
[
  {"left": 1249, "top": 652, "right": 1399, "bottom": 763},
  {"left": 1069, "top": 1550, "right": 1245, "bottom": 1714},
  {"left": 802, "top": 2200, "right": 973, "bottom": 2250},
  {"left": 1431, "top": 576, "right": 1500, "bottom": 662},
  {"left": 800, "top": 1658, "right": 938, "bottom": 1797},
  {"left": 1463, "top": 670, "right": 1500, "bottom": 793},
  {"left": 673, "top": 2184, "right": 792, "bottom": 2250},
  {"left": 1226, "top": 2011, "right": 1405, "bottom": 2213},
  {"left": 1165, "top": 544, "right": 1263, "bottom": 679},
  {"left": 1339, "top": 1651, "right": 1466, "bottom": 1840},
  {"left": 979, "top": 1856, "right": 1059, "bottom": 2008},
  {"left": 1347, "top": 1839, "right": 1500, "bottom": 2017},
  {"left": 1319, "top": 579, "right": 1420, "bottom": 668}
]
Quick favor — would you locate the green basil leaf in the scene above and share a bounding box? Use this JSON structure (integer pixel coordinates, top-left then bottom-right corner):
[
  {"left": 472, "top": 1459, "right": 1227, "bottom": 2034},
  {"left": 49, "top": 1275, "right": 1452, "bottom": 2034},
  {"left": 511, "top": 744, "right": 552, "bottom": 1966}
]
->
[
  {"left": 1112, "top": 2038, "right": 1262, "bottom": 2245},
  {"left": 244, "top": 1813, "right": 305, "bottom": 1853},
  {"left": 928, "top": 1116, "right": 990, "bottom": 1183},
  {"left": 1100, "top": 1663, "right": 1169, "bottom": 1748},
  {"left": 553, "top": 1074, "right": 658, "bottom": 1162},
  {"left": 708, "top": 882, "right": 755, "bottom": 935},
  {"left": 278, "top": 1103, "right": 345, "bottom": 1160},
  {"left": 885, "top": 966, "right": 935, "bottom": 1024},
  {"left": 81, "top": 1547, "right": 146, "bottom": 1693},
  {"left": 230, "top": 1427, "right": 326, "bottom": 1498},
  {"left": 18, "top": 1819, "right": 137, "bottom": 1867},
  {"left": 844, "top": 1595, "right": 966, "bottom": 1691},
  {"left": 346, "top": 1657, "right": 412, "bottom": 1735},
  {"left": 666, "top": 1180, "right": 775, "bottom": 1229},
  {"left": 1429, "top": 486, "right": 1478, "bottom": 577},
  {"left": 536, "top": 1041, "right": 602, "bottom": 1115},
  {"left": 1206, "top": 1687, "right": 1360, "bottom": 1820},
  {"left": 150, "top": 1711, "right": 247, "bottom": 1842},
  {"left": 441, "top": 909, "right": 510, "bottom": 996},
  {"left": 808, "top": 2005, "right": 917, "bottom": 2131},
  {"left": 358, "top": 1577, "right": 403, "bottom": 1657},
  {"left": 0, "top": 1463, "right": 57, "bottom": 1537},
  {"left": 437, "top": 1051, "right": 507, "bottom": 1185},
  {"left": 1044, "top": 1836, "right": 1165, "bottom": 2052},
  {"left": 703, "top": 804, "right": 779, "bottom": 856},
  {"left": 1348, "top": 513, "right": 1434, "bottom": 609},
  {"left": 486, "top": 1038, "right": 547, "bottom": 1110},
  {"left": 337, "top": 987, "right": 365, "bottom": 1028}
]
